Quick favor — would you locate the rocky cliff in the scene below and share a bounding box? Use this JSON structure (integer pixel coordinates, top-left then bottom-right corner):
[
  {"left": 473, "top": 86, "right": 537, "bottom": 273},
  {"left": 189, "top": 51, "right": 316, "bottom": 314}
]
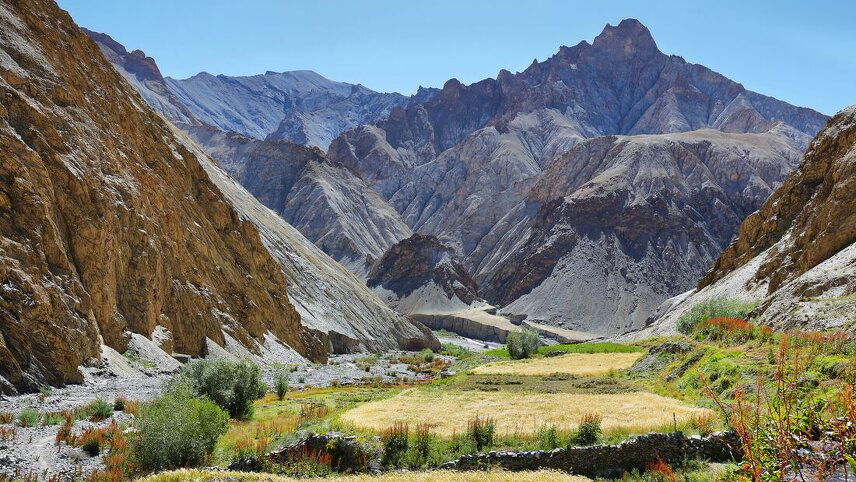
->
[
  {"left": 640, "top": 106, "right": 855, "bottom": 335},
  {"left": 0, "top": 0, "right": 327, "bottom": 393},
  {"left": 367, "top": 234, "right": 481, "bottom": 315}
]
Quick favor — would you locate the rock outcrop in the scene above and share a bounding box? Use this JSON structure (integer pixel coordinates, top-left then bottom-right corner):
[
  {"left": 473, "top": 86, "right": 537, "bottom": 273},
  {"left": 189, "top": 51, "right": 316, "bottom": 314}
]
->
[
  {"left": 0, "top": 0, "right": 327, "bottom": 393},
  {"left": 640, "top": 106, "right": 856, "bottom": 335},
  {"left": 367, "top": 234, "right": 481, "bottom": 314}
]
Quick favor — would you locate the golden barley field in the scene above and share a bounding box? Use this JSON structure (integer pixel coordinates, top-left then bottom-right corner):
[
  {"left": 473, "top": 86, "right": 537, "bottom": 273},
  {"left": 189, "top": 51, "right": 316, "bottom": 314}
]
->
[
  {"left": 339, "top": 388, "right": 709, "bottom": 437},
  {"left": 471, "top": 352, "right": 644, "bottom": 376},
  {"left": 141, "top": 469, "right": 589, "bottom": 482}
]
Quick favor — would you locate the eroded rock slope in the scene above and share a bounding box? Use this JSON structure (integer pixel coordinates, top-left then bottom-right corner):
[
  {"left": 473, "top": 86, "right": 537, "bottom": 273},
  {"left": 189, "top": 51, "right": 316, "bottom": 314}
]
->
[
  {"left": 641, "top": 106, "right": 856, "bottom": 335},
  {"left": 0, "top": 0, "right": 326, "bottom": 392}
]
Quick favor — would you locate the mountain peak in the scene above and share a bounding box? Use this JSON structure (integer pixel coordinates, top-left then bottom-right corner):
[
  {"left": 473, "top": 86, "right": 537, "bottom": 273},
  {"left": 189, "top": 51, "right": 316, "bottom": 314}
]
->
[{"left": 592, "top": 18, "right": 658, "bottom": 56}]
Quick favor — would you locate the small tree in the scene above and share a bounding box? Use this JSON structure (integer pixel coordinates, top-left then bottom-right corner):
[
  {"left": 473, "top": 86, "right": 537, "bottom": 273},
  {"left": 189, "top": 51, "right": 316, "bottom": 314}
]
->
[
  {"left": 175, "top": 358, "right": 266, "bottom": 419},
  {"left": 132, "top": 386, "right": 229, "bottom": 471},
  {"left": 274, "top": 370, "right": 289, "bottom": 401},
  {"left": 506, "top": 328, "right": 540, "bottom": 360}
]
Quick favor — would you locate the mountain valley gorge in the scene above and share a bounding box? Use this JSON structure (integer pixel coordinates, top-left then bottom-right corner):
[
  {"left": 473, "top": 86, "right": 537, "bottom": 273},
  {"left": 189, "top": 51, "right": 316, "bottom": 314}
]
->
[
  {"left": 0, "top": 1, "right": 854, "bottom": 479},
  {"left": 83, "top": 17, "right": 847, "bottom": 340}
]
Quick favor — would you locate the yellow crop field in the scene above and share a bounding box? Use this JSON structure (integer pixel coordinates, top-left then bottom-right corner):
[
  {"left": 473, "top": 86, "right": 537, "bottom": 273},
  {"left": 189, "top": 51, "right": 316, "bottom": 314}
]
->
[
  {"left": 340, "top": 389, "right": 709, "bottom": 437},
  {"left": 471, "top": 352, "right": 644, "bottom": 376}
]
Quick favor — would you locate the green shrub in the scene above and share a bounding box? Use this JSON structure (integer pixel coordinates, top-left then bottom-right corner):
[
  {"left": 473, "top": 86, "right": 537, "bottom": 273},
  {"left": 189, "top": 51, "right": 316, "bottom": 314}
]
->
[
  {"left": 381, "top": 422, "right": 409, "bottom": 466},
  {"left": 467, "top": 415, "right": 495, "bottom": 452},
  {"left": 274, "top": 371, "right": 289, "bottom": 401},
  {"left": 42, "top": 412, "right": 64, "bottom": 426},
  {"left": 506, "top": 328, "right": 539, "bottom": 360},
  {"left": 570, "top": 413, "right": 601, "bottom": 446},
  {"left": 538, "top": 342, "right": 640, "bottom": 356},
  {"left": 132, "top": 386, "right": 229, "bottom": 471},
  {"left": 87, "top": 398, "right": 113, "bottom": 421},
  {"left": 175, "top": 358, "right": 266, "bottom": 419},
  {"left": 537, "top": 425, "right": 560, "bottom": 450},
  {"left": 412, "top": 423, "right": 433, "bottom": 463},
  {"left": 17, "top": 407, "right": 39, "bottom": 427},
  {"left": 676, "top": 297, "right": 757, "bottom": 334},
  {"left": 420, "top": 348, "right": 435, "bottom": 363},
  {"left": 439, "top": 343, "right": 472, "bottom": 359},
  {"left": 81, "top": 437, "right": 101, "bottom": 456}
]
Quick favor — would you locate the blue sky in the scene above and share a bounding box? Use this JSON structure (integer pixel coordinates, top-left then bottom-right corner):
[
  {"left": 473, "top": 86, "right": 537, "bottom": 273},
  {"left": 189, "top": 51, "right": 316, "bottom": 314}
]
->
[{"left": 59, "top": 0, "right": 854, "bottom": 115}]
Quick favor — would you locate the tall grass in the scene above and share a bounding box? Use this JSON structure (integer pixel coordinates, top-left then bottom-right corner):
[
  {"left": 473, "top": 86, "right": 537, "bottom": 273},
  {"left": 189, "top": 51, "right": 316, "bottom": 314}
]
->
[{"left": 676, "top": 297, "right": 757, "bottom": 334}]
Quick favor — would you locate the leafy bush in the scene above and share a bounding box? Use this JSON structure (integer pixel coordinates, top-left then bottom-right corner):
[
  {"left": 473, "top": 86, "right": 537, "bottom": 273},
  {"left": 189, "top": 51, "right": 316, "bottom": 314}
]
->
[
  {"left": 88, "top": 398, "right": 114, "bottom": 421},
  {"left": 506, "top": 328, "right": 539, "bottom": 360},
  {"left": 570, "top": 412, "right": 601, "bottom": 446},
  {"left": 467, "top": 415, "right": 495, "bottom": 452},
  {"left": 676, "top": 298, "right": 757, "bottom": 335},
  {"left": 420, "top": 348, "right": 435, "bottom": 363},
  {"left": 17, "top": 407, "right": 39, "bottom": 427},
  {"left": 537, "top": 424, "right": 560, "bottom": 450},
  {"left": 381, "top": 422, "right": 409, "bottom": 466},
  {"left": 175, "top": 358, "right": 266, "bottom": 419},
  {"left": 132, "top": 386, "right": 229, "bottom": 471},
  {"left": 274, "top": 371, "right": 289, "bottom": 401}
]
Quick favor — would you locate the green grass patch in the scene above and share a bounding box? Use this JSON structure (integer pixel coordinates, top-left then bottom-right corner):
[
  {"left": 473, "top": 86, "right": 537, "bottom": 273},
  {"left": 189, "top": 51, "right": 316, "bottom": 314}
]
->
[{"left": 676, "top": 297, "right": 758, "bottom": 334}]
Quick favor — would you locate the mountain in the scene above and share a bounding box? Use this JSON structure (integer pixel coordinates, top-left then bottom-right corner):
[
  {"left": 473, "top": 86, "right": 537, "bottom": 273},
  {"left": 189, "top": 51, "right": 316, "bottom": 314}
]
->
[
  {"left": 0, "top": 0, "right": 435, "bottom": 393},
  {"left": 328, "top": 19, "right": 827, "bottom": 334},
  {"left": 165, "top": 70, "right": 413, "bottom": 149},
  {"left": 82, "top": 28, "right": 199, "bottom": 128},
  {"left": 183, "top": 125, "right": 414, "bottom": 277},
  {"left": 86, "top": 31, "right": 417, "bottom": 276},
  {"left": 640, "top": 106, "right": 855, "bottom": 335},
  {"left": 367, "top": 234, "right": 482, "bottom": 315}
]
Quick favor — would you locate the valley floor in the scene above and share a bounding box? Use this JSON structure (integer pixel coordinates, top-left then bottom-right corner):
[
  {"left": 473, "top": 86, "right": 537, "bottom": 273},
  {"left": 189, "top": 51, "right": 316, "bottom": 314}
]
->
[{"left": 1, "top": 319, "right": 852, "bottom": 481}]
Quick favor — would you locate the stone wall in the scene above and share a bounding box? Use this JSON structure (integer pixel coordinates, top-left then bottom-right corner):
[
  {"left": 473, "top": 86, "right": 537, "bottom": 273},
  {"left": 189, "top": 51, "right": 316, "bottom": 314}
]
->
[{"left": 439, "top": 431, "right": 741, "bottom": 478}]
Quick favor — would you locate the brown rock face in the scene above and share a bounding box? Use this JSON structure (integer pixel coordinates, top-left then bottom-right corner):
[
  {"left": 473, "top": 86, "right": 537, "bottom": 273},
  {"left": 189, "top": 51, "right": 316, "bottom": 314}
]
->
[
  {"left": 699, "top": 107, "right": 856, "bottom": 295},
  {"left": 0, "top": 0, "right": 326, "bottom": 393},
  {"left": 367, "top": 234, "right": 480, "bottom": 313}
]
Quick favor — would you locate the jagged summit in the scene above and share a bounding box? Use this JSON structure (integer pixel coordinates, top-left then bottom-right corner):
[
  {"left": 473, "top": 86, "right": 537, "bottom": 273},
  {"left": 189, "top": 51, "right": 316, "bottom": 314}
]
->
[{"left": 592, "top": 18, "right": 659, "bottom": 55}]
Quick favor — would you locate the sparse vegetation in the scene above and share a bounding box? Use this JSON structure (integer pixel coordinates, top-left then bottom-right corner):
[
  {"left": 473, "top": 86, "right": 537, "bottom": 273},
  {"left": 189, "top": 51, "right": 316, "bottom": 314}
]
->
[
  {"left": 505, "top": 328, "right": 539, "bottom": 359},
  {"left": 16, "top": 407, "right": 39, "bottom": 427},
  {"left": 466, "top": 414, "right": 495, "bottom": 451},
  {"left": 381, "top": 422, "right": 409, "bottom": 466}
]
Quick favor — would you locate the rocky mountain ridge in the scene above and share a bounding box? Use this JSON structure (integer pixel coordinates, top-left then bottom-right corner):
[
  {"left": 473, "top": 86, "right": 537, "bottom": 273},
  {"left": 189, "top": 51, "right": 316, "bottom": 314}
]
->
[
  {"left": 638, "top": 106, "right": 855, "bottom": 335},
  {"left": 326, "top": 19, "right": 826, "bottom": 333},
  {"left": 0, "top": 0, "right": 436, "bottom": 393}
]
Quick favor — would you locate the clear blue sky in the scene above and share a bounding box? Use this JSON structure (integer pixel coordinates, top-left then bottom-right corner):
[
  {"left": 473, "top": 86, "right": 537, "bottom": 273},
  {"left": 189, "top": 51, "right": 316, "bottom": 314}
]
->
[{"left": 58, "top": 0, "right": 854, "bottom": 115}]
